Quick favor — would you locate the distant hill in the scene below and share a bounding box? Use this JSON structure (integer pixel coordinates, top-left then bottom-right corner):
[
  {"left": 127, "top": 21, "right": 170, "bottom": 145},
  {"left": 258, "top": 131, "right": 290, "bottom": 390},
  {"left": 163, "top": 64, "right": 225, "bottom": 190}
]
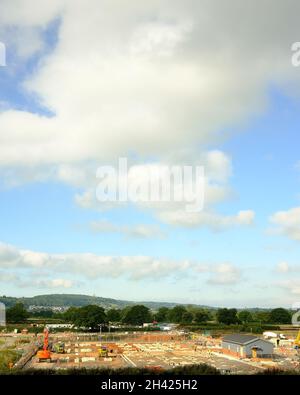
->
[
  {"left": 0, "top": 294, "right": 273, "bottom": 311},
  {"left": 0, "top": 294, "right": 211, "bottom": 310}
]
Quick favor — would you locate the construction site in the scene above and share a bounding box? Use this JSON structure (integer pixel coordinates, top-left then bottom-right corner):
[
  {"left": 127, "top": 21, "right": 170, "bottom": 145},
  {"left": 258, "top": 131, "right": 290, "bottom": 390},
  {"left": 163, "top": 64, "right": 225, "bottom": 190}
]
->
[{"left": 1, "top": 327, "right": 299, "bottom": 374}]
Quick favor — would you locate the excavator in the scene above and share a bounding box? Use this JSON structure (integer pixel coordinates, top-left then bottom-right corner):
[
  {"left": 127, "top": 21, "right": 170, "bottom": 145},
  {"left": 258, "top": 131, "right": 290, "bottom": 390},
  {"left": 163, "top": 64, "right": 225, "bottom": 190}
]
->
[{"left": 37, "top": 327, "right": 52, "bottom": 362}]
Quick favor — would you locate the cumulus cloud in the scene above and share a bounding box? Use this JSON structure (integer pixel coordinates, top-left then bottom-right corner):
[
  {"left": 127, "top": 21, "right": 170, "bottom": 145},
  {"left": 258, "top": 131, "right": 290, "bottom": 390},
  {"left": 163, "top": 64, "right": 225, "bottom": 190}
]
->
[
  {"left": 0, "top": 241, "right": 241, "bottom": 286},
  {"left": 207, "top": 263, "right": 241, "bottom": 285},
  {"left": 90, "top": 220, "right": 166, "bottom": 239},
  {"left": 277, "top": 261, "right": 290, "bottom": 273},
  {"left": 269, "top": 207, "right": 300, "bottom": 241},
  {"left": 4, "top": 276, "right": 75, "bottom": 289},
  {"left": 0, "top": 0, "right": 63, "bottom": 25},
  {"left": 274, "top": 262, "right": 300, "bottom": 296},
  {"left": 0, "top": 241, "right": 192, "bottom": 281},
  {"left": 33, "top": 278, "right": 74, "bottom": 289},
  {"left": 158, "top": 210, "right": 255, "bottom": 230},
  {"left": 74, "top": 150, "right": 232, "bottom": 211},
  {"left": 194, "top": 262, "right": 241, "bottom": 285},
  {"left": 0, "top": 1, "right": 300, "bottom": 169},
  {"left": 0, "top": 243, "right": 76, "bottom": 290},
  {"left": 72, "top": 152, "right": 253, "bottom": 230},
  {"left": 0, "top": 271, "right": 19, "bottom": 282},
  {"left": 0, "top": 0, "right": 63, "bottom": 59},
  {"left": 278, "top": 280, "right": 300, "bottom": 296},
  {"left": 276, "top": 261, "right": 300, "bottom": 273},
  {"left": 0, "top": 242, "right": 20, "bottom": 266},
  {"left": 0, "top": 1, "right": 274, "bottom": 231}
]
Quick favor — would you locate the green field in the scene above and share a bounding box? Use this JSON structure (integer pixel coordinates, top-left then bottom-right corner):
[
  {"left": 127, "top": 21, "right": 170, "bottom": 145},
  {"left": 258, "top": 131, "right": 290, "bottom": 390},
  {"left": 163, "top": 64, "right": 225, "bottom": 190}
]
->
[{"left": 0, "top": 350, "right": 20, "bottom": 372}]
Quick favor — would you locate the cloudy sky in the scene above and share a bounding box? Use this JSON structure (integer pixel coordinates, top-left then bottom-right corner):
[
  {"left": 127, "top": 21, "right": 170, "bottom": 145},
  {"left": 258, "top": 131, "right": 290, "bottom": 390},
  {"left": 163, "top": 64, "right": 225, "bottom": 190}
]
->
[{"left": 0, "top": 0, "right": 300, "bottom": 307}]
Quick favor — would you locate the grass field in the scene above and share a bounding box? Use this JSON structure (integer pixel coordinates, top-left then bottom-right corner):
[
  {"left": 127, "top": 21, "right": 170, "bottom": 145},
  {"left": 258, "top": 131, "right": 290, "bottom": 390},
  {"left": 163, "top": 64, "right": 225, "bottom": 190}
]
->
[{"left": 0, "top": 350, "right": 20, "bottom": 372}]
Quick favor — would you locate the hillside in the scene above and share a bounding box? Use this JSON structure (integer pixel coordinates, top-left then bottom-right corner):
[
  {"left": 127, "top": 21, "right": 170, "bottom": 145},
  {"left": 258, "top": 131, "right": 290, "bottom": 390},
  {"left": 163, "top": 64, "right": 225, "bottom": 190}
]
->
[
  {"left": 0, "top": 294, "right": 272, "bottom": 311},
  {"left": 0, "top": 294, "right": 211, "bottom": 310}
]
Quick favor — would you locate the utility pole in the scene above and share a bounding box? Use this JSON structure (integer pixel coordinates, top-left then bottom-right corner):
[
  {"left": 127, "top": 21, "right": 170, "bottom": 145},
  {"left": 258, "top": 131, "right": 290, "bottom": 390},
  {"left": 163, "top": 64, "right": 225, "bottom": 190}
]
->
[{"left": 98, "top": 324, "right": 103, "bottom": 341}]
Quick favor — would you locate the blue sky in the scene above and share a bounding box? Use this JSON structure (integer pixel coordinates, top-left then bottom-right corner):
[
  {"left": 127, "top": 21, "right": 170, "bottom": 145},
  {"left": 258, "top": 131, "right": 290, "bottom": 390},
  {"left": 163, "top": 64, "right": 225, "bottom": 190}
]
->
[{"left": 0, "top": 1, "right": 300, "bottom": 307}]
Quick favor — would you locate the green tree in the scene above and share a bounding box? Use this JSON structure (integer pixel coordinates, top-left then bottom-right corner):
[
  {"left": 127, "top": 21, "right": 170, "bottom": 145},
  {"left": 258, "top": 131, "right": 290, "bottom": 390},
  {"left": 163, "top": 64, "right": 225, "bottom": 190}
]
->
[
  {"left": 194, "top": 309, "right": 211, "bottom": 323},
  {"left": 238, "top": 310, "right": 253, "bottom": 323},
  {"left": 73, "top": 305, "right": 107, "bottom": 330},
  {"left": 31, "top": 310, "right": 54, "bottom": 318},
  {"left": 216, "top": 308, "right": 238, "bottom": 325},
  {"left": 106, "top": 309, "right": 121, "bottom": 322},
  {"left": 167, "top": 306, "right": 187, "bottom": 323},
  {"left": 253, "top": 311, "right": 270, "bottom": 324},
  {"left": 6, "top": 303, "right": 29, "bottom": 323},
  {"left": 182, "top": 311, "right": 193, "bottom": 323},
  {"left": 269, "top": 308, "right": 291, "bottom": 324},
  {"left": 122, "top": 305, "right": 152, "bottom": 325},
  {"left": 63, "top": 307, "right": 80, "bottom": 322},
  {"left": 155, "top": 307, "right": 169, "bottom": 322}
]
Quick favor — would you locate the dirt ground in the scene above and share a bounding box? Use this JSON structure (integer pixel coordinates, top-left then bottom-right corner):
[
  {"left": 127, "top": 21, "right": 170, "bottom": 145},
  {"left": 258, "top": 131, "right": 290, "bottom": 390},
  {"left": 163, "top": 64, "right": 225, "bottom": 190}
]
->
[{"left": 12, "top": 331, "right": 300, "bottom": 374}]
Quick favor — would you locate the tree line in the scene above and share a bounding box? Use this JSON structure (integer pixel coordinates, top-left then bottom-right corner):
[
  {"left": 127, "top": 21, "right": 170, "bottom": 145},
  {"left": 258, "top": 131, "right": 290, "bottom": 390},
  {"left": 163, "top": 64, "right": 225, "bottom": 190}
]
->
[
  {"left": 216, "top": 307, "right": 291, "bottom": 325},
  {"left": 5, "top": 303, "right": 293, "bottom": 328}
]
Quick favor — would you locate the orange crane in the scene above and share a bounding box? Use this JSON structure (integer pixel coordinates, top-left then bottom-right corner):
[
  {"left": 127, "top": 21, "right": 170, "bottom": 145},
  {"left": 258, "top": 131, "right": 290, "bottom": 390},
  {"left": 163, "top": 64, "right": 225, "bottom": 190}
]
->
[{"left": 37, "top": 327, "right": 52, "bottom": 362}]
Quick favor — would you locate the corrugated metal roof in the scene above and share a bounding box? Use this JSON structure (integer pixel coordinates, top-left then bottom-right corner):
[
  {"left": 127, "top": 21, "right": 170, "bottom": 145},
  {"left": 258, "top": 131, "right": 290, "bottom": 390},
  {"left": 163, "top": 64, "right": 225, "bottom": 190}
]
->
[{"left": 222, "top": 334, "right": 259, "bottom": 345}]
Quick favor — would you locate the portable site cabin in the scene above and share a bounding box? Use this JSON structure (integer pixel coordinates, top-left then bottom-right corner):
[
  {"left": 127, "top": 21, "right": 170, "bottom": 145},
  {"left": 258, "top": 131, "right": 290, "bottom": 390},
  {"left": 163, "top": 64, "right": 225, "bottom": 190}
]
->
[{"left": 222, "top": 334, "right": 274, "bottom": 358}]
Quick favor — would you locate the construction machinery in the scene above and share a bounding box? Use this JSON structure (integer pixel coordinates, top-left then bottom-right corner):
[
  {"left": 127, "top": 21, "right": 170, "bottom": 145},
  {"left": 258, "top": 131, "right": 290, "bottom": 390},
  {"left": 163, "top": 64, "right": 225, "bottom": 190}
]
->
[
  {"left": 294, "top": 330, "right": 300, "bottom": 349},
  {"left": 98, "top": 344, "right": 118, "bottom": 358},
  {"left": 53, "top": 341, "right": 65, "bottom": 354},
  {"left": 98, "top": 345, "right": 108, "bottom": 358},
  {"left": 37, "top": 327, "right": 52, "bottom": 362}
]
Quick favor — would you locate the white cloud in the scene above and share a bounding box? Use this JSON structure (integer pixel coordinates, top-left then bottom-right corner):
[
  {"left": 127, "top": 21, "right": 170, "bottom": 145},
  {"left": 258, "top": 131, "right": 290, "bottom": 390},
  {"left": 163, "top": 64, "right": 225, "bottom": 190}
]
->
[
  {"left": 130, "top": 21, "right": 193, "bottom": 57},
  {"left": 0, "top": 2, "right": 274, "bottom": 232},
  {"left": 5, "top": 277, "right": 76, "bottom": 289},
  {"left": 194, "top": 262, "right": 241, "bottom": 285},
  {"left": 21, "top": 251, "right": 50, "bottom": 267},
  {"left": 278, "top": 280, "right": 300, "bottom": 296},
  {"left": 0, "top": 241, "right": 241, "bottom": 286},
  {"left": 203, "top": 150, "right": 232, "bottom": 183},
  {"left": 0, "top": 241, "right": 192, "bottom": 281},
  {"left": 158, "top": 210, "right": 255, "bottom": 230},
  {"left": 8, "top": 1, "right": 300, "bottom": 245},
  {"left": 276, "top": 261, "right": 300, "bottom": 273},
  {"left": 70, "top": 152, "right": 252, "bottom": 231},
  {"left": 277, "top": 261, "right": 290, "bottom": 273},
  {"left": 0, "top": 0, "right": 63, "bottom": 59},
  {"left": 0, "top": 0, "right": 63, "bottom": 25},
  {"left": 36, "top": 278, "right": 74, "bottom": 289},
  {"left": 207, "top": 263, "right": 241, "bottom": 285},
  {"left": 0, "top": 271, "right": 19, "bottom": 282},
  {"left": 71, "top": 154, "right": 254, "bottom": 230},
  {"left": 0, "top": 1, "right": 300, "bottom": 170},
  {"left": 73, "top": 151, "right": 232, "bottom": 212},
  {"left": 90, "top": 220, "right": 166, "bottom": 239},
  {"left": 270, "top": 207, "right": 300, "bottom": 241}
]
